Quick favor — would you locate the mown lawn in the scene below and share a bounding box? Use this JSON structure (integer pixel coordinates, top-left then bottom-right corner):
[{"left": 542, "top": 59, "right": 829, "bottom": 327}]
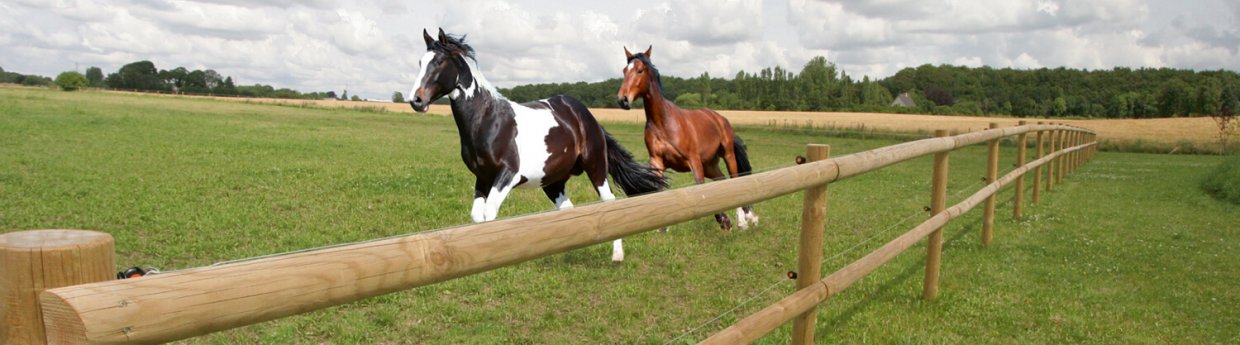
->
[{"left": 1, "top": 87, "right": 1236, "bottom": 344}]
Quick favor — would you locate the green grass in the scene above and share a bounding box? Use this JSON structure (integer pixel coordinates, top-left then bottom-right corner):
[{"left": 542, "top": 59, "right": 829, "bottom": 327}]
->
[
  {"left": 2, "top": 87, "right": 1237, "bottom": 344},
  {"left": 1201, "top": 154, "right": 1240, "bottom": 205}
]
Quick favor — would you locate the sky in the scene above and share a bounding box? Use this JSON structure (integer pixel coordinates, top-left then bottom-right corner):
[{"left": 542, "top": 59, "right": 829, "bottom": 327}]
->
[{"left": 1, "top": 0, "right": 1238, "bottom": 100}]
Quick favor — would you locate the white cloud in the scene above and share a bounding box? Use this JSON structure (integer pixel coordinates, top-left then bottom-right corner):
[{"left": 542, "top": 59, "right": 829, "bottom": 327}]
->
[{"left": 0, "top": 0, "right": 1236, "bottom": 100}]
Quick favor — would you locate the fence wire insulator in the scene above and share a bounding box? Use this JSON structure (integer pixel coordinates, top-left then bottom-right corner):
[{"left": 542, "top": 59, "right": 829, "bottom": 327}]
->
[{"left": 795, "top": 156, "right": 807, "bottom": 165}]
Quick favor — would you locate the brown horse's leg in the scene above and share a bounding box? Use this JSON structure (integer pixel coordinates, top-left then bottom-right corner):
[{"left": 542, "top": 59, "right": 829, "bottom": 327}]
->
[{"left": 702, "top": 162, "right": 733, "bottom": 231}]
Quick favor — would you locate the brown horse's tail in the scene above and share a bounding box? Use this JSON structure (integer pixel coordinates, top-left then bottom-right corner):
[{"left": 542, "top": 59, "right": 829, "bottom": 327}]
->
[
  {"left": 603, "top": 132, "right": 668, "bottom": 196},
  {"left": 733, "top": 134, "right": 753, "bottom": 177}
]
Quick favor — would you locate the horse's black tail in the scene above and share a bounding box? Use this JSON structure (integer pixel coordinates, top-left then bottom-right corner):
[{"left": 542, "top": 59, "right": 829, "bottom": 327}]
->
[
  {"left": 733, "top": 134, "right": 756, "bottom": 215},
  {"left": 604, "top": 132, "right": 668, "bottom": 196},
  {"left": 733, "top": 134, "right": 753, "bottom": 177}
]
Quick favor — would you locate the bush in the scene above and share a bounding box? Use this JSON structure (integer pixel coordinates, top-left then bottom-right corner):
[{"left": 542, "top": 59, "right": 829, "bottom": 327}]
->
[
  {"left": 55, "top": 71, "right": 88, "bottom": 91},
  {"left": 1202, "top": 154, "right": 1240, "bottom": 204}
]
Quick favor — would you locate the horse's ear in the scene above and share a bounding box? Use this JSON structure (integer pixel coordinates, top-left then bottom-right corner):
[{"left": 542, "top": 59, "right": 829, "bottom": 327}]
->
[
  {"left": 438, "top": 28, "right": 449, "bottom": 44},
  {"left": 644, "top": 45, "right": 652, "bottom": 58},
  {"left": 624, "top": 46, "right": 633, "bottom": 60},
  {"left": 423, "top": 29, "right": 434, "bottom": 48}
]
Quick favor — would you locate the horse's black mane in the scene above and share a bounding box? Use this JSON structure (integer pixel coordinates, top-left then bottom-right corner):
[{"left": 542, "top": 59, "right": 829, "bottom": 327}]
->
[
  {"left": 432, "top": 32, "right": 476, "bottom": 60},
  {"left": 627, "top": 52, "right": 663, "bottom": 89}
]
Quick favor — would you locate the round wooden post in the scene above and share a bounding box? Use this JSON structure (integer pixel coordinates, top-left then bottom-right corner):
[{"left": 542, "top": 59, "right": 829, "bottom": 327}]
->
[
  {"left": 1032, "top": 122, "right": 1044, "bottom": 204},
  {"left": 923, "top": 130, "right": 949, "bottom": 300},
  {"left": 791, "top": 144, "right": 830, "bottom": 345},
  {"left": 1057, "top": 124, "right": 1067, "bottom": 184},
  {"left": 982, "top": 123, "right": 1000, "bottom": 246},
  {"left": 1, "top": 230, "right": 114, "bottom": 344},
  {"left": 1047, "top": 127, "right": 1058, "bottom": 192},
  {"left": 1014, "top": 121, "right": 1028, "bottom": 220}
]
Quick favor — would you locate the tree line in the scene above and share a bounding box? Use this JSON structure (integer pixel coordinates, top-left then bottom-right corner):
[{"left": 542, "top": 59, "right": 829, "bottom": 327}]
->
[
  {"left": 500, "top": 57, "right": 1240, "bottom": 119},
  {"left": 2, "top": 61, "right": 341, "bottom": 100},
  {"left": 94, "top": 60, "right": 339, "bottom": 99}
]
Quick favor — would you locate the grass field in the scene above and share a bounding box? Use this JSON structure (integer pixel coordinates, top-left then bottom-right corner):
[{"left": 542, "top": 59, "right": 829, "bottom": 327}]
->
[{"left": 2, "top": 87, "right": 1237, "bottom": 344}]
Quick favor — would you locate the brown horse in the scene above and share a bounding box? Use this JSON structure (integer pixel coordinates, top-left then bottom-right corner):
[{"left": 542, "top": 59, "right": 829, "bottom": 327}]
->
[{"left": 616, "top": 46, "right": 757, "bottom": 231}]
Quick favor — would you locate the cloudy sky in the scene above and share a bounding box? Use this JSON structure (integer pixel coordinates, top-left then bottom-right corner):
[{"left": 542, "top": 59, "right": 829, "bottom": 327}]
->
[{"left": 2, "top": 0, "right": 1238, "bottom": 100}]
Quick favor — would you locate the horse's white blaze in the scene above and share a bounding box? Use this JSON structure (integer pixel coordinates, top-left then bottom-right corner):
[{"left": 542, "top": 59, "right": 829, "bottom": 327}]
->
[
  {"left": 409, "top": 51, "right": 436, "bottom": 100},
  {"left": 510, "top": 100, "right": 559, "bottom": 189},
  {"left": 736, "top": 207, "right": 749, "bottom": 230},
  {"left": 470, "top": 197, "right": 486, "bottom": 223}
]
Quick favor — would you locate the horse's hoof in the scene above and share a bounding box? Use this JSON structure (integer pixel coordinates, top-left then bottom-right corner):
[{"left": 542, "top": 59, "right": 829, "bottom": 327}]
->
[
  {"left": 658, "top": 226, "right": 669, "bottom": 233},
  {"left": 719, "top": 218, "right": 733, "bottom": 232}
]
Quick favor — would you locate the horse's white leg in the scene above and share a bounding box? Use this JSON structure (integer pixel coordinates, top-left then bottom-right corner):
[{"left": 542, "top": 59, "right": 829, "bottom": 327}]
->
[
  {"left": 470, "top": 197, "right": 486, "bottom": 223},
  {"left": 594, "top": 180, "right": 625, "bottom": 262},
  {"left": 736, "top": 207, "right": 749, "bottom": 230},
  {"left": 553, "top": 192, "right": 574, "bottom": 210},
  {"left": 483, "top": 177, "right": 520, "bottom": 221}
]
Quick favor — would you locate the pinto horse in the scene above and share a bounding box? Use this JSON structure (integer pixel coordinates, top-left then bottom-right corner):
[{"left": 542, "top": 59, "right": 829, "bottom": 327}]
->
[
  {"left": 616, "top": 46, "right": 757, "bottom": 231},
  {"left": 408, "top": 29, "right": 666, "bottom": 262}
]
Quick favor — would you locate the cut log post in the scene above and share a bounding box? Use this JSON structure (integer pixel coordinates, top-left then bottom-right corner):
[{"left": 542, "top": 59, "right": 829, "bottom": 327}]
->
[
  {"left": 791, "top": 144, "right": 830, "bottom": 345},
  {"left": 923, "top": 130, "right": 950, "bottom": 300},
  {"left": 1014, "top": 121, "right": 1028, "bottom": 220},
  {"left": 1, "top": 230, "right": 114, "bottom": 344},
  {"left": 982, "top": 123, "right": 1000, "bottom": 246}
]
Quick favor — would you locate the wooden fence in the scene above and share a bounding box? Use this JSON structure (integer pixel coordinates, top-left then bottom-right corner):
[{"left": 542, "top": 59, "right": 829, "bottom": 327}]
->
[{"left": 27, "top": 122, "right": 1094, "bottom": 344}]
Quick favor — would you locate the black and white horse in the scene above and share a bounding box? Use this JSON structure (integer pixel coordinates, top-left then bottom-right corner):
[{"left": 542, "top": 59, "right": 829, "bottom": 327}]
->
[{"left": 407, "top": 28, "right": 666, "bottom": 262}]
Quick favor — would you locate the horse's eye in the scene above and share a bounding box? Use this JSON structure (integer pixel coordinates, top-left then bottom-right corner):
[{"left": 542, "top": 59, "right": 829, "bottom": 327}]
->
[{"left": 638, "top": 69, "right": 644, "bottom": 74}]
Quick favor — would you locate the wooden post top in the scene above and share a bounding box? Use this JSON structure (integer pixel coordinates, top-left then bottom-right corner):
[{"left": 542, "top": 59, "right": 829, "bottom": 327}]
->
[{"left": 0, "top": 230, "right": 113, "bottom": 250}]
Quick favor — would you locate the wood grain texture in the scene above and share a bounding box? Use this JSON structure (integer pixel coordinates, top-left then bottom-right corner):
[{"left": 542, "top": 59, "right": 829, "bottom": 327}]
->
[
  {"left": 1, "top": 230, "right": 113, "bottom": 344},
  {"left": 39, "top": 126, "right": 1093, "bottom": 344}
]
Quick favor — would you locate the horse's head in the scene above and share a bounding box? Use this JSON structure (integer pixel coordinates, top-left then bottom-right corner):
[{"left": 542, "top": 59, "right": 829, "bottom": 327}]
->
[
  {"left": 408, "top": 28, "right": 476, "bottom": 112},
  {"left": 617, "top": 46, "right": 655, "bottom": 110}
]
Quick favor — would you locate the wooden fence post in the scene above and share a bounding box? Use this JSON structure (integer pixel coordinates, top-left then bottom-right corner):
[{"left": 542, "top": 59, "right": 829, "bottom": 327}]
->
[
  {"left": 1047, "top": 128, "right": 1058, "bottom": 192},
  {"left": 1032, "top": 122, "right": 1044, "bottom": 204},
  {"left": 791, "top": 144, "right": 830, "bottom": 345},
  {"left": 982, "top": 123, "right": 1000, "bottom": 246},
  {"left": 1, "top": 230, "right": 114, "bottom": 344},
  {"left": 924, "top": 130, "right": 949, "bottom": 300},
  {"left": 1013, "top": 121, "right": 1028, "bottom": 220},
  {"left": 1066, "top": 130, "right": 1076, "bottom": 172},
  {"left": 1057, "top": 125, "right": 1067, "bottom": 184}
]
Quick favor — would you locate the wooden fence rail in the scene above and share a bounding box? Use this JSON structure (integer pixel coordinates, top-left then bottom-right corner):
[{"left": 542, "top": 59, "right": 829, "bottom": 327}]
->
[
  {"left": 700, "top": 139, "right": 1096, "bottom": 344},
  {"left": 36, "top": 124, "right": 1095, "bottom": 344}
]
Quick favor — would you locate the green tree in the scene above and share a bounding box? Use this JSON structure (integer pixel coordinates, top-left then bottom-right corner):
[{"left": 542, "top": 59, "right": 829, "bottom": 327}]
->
[
  {"left": 392, "top": 91, "right": 405, "bottom": 103},
  {"left": 54, "top": 71, "right": 88, "bottom": 91},
  {"left": 106, "top": 61, "right": 164, "bottom": 91},
  {"left": 674, "top": 92, "right": 703, "bottom": 109},
  {"left": 85, "top": 67, "right": 103, "bottom": 87}
]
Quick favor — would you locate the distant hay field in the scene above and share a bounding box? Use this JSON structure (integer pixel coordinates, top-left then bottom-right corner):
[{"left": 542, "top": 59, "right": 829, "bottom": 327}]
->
[{"left": 128, "top": 90, "right": 1218, "bottom": 148}]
